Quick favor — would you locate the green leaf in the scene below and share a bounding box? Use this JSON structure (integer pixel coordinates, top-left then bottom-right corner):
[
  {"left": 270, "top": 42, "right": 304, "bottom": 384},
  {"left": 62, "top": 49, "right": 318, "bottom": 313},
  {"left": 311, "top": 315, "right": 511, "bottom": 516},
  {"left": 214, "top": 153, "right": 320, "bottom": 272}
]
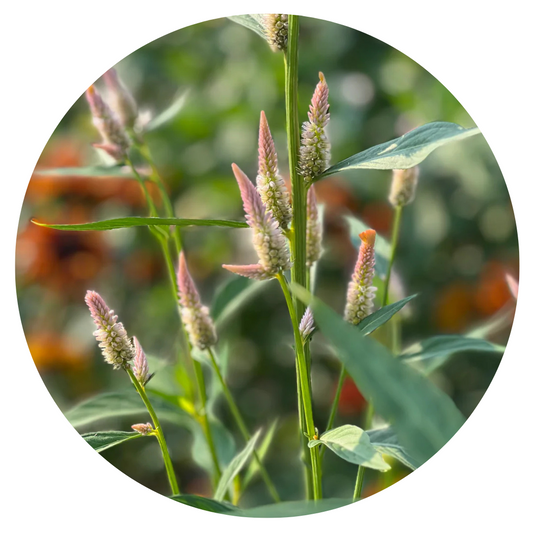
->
[
  {"left": 318, "top": 122, "right": 481, "bottom": 180},
  {"left": 310, "top": 425, "right": 390, "bottom": 471},
  {"left": 345, "top": 215, "right": 391, "bottom": 278},
  {"left": 65, "top": 390, "right": 192, "bottom": 429},
  {"left": 400, "top": 335, "right": 505, "bottom": 374},
  {"left": 191, "top": 417, "right": 236, "bottom": 475},
  {"left": 33, "top": 165, "right": 137, "bottom": 178},
  {"left": 145, "top": 89, "right": 190, "bottom": 132},
  {"left": 169, "top": 494, "right": 239, "bottom": 514},
  {"left": 366, "top": 426, "right": 420, "bottom": 470},
  {"left": 214, "top": 430, "right": 260, "bottom": 501},
  {"left": 31, "top": 216, "right": 248, "bottom": 232},
  {"left": 227, "top": 14, "right": 267, "bottom": 40},
  {"left": 229, "top": 498, "right": 353, "bottom": 517},
  {"left": 81, "top": 430, "right": 144, "bottom": 452},
  {"left": 241, "top": 418, "right": 279, "bottom": 490},
  {"left": 357, "top": 294, "right": 417, "bottom": 336},
  {"left": 292, "top": 284, "right": 466, "bottom": 466}
]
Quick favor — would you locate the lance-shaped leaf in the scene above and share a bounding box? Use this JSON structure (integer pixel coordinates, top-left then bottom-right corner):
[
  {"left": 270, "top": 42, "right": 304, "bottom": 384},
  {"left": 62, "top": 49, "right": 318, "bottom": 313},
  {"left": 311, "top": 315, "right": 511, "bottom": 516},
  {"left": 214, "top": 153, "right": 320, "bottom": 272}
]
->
[
  {"left": 82, "top": 430, "right": 145, "bottom": 453},
  {"left": 357, "top": 294, "right": 417, "bottom": 336},
  {"left": 214, "top": 430, "right": 260, "bottom": 501},
  {"left": 31, "top": 216, "right": 248, "bottom": 231},
  {"left": 366, "top": 426, "right": 420, "bottom": 470},
  {"left": 292, "top": 284, "right": 466, "bottom": 466},
  {"left": 169, "top": 494, "right": 239, "bottom": 513},
  {"left": 309, "top": 425, "right": 390, "bottom": 471},
  {"left": 227, "top": 14, "right": 268, "bottom": 40},
  {"left": 144, "top": 89, "right": 189, "bottom": 132},
  {"left": 228, "top": 498, "right": 354, "bottom": 517},
  {"left": 318, "top": 122, "right": 480, "bottom": 180}
]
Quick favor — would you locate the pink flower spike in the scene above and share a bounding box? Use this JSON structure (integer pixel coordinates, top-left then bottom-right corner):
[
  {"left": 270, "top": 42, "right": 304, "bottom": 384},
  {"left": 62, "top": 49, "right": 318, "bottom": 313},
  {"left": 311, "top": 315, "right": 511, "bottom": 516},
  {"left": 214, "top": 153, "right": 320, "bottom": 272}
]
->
[
  {"left": 132, "top": 337, "right": 150, "bottom": 387},
  {"left": 222, "top": 263, "right": 274, "bottom": 281},
  {"left": 84, "top": 290, "right": 135, "bottom": 369},
  {"left": 132, "top": 422, "right": 153, "bottom": 435},
  {"left": 102, "top": 68, "right": 138, "bottom": 128},
  {"left": 505, "top": 273, "right": 518, "bottom": 300},
  {"left": 177, "top": 253, "right": 217, "bottom": 350},
  {"left": 299, "top": 307, "right": 315, "bottom": 341},
  {"left": 306, "top": 185, "right": 322, "bottom": 267}
]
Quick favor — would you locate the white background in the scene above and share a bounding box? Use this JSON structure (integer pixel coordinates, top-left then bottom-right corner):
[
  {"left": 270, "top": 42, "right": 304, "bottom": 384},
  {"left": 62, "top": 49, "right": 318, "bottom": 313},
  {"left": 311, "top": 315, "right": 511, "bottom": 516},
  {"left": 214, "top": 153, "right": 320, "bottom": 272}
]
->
[{"left": 3, "top": 1, "right": 532, "bottom": 531}]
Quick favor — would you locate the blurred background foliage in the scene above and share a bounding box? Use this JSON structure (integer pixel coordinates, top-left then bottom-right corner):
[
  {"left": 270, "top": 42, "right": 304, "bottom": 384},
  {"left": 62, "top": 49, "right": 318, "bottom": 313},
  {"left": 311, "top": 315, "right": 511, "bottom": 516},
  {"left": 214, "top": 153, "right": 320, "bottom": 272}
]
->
[{"left": 16, "top": 15, "right": 517, "bottom": 504}]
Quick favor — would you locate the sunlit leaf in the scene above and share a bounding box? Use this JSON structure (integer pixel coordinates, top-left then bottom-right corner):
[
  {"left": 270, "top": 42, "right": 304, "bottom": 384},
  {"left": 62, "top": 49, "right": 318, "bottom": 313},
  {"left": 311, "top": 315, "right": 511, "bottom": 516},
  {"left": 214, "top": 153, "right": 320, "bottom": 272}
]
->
[
  {"left": 82, "top": 430, "right": 145, "bottom": 453},
  {"left": 145, "top": 89, "right": 190, "bottom": 132},
  {"left": 366, "top": 426, "right": 420, "bottom": 470},
  {"left": 357, "top": 294, "right": 417, "bottom": 336},
  {"left": 318, "top": 122, "right": 480, "bottom": 180},
  {"left": 227, "top": 14, "right": 267, "bottom": 40}
]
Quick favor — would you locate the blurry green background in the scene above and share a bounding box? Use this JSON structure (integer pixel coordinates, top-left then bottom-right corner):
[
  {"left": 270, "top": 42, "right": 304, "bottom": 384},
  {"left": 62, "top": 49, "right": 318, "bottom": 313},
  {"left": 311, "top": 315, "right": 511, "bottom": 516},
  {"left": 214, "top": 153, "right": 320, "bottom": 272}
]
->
[{"left": 16, "top": 15, "right": 517, "bottom": 504}]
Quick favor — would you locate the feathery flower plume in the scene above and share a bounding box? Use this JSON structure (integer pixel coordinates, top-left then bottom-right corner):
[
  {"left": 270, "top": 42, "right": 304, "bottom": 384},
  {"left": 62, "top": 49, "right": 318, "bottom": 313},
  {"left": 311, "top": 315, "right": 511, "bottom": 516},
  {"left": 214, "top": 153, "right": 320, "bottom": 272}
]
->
[
  {"left": 132, "top": 422, "right": 153, "bottom": 435},
  {"left": 505, "top": 273, "right": 518, "bottom": 300},
  {"left": 389, "top": 167, "right": 420, "bottom": 207},
  {"left": 256, "top": 111, "right": 292, "bottom": 230},
  {"left": 85, "top": 290, "right": 135, "bottom": 369},
  {"left": 102, "top": 68, "right": 138, "bottom": 128},
  {"left": 306, "top": 185, "right": 322, "bottom": 267},
  {"left": 85, "top": 85, "right": 130, "bottom": 160},
  {"left": 262, "top": 14, "right": 288, "bottom": 52},
  {"left": 132, "top": 336, "right": 150, "bottom": 387},
  {"left": 344, "top": 230, "right": 378, "bottom": 325},
  {"left": 299, "top": 307, "right": 315, "bottom": 341},
  {"left": 177, "top": 253, "right": 217, "bottom": 350},
  {"left": 223, "top": 164, "right": 291, "bottom": 280},
  {"left": 299, "top": 72, "right": 331, "bottom": 183}
]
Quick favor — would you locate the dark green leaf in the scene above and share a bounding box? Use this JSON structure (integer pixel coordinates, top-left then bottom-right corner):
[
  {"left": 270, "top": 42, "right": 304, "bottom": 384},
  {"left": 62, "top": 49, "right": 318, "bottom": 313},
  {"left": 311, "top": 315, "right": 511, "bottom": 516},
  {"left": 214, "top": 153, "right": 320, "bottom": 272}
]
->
[
  {"left": 145, "top": 89, "right": 189, "bottom": 132},
  {"left": 169, "top": 494, "right": 239, "bottom": 514},
  {"left": 227, "top": 15, "right": 267, "bottom": 40},
  {"left": 311, "top": 425, "right": 390, "bottom": 471},
  {"left": 367, "top": 426, "right": 420, "bottom": 470},
  {"left": 318, "top": 122, "right": 480, "bottom": 180},
  {"left": 31, "top": 216, "right": 248, "bottom": 232},
  {"left": 357, "top": 294, "right": 418, "bottom": 336},
  {"left": 400, "top": 335, "right": 505, "bottom": 374},
  {"left": 292, "top": 284, "right": 466, "bottom": 466},
  {"left": 345, "top": 215, "right": 391, "bottom": 278},
  {"left": 33, "top": 165, "right": 137, "bottom": 178},
  {"left": 82, "top": 430, "right": 144, "bottom": 452},
  {"left": 65, "top": 390, "right": 192, "bottom": 429},
  {"left": 214, "top": 430, "right": 260, "bottom": 501},
  {"left": 229, "top": 498, "right": 353, "bottom": 517}
]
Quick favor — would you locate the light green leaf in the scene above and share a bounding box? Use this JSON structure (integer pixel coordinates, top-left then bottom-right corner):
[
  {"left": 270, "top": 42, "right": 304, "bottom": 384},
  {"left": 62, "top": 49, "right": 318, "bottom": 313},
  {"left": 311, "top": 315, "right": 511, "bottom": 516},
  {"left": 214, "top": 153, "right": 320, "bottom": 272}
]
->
[
  {"left": 366, "top": 426, "right": 420, "bottom": 470},
  {"left": 292, "top": 284, "right": 466, "bottom": 466},
  {"left": 33, "top": 165, "right": 137, "bottom": 178},
  {"left": 345, "top": 215, "right": 391, "bottom": 278},
  {"left": 229, "top": 498, "right": 353, "bottom": 517},
  {"left": 82, "top": 430, "right": 145, "bottom": 453},
  {"left": 357, "top": 294, "right": 417, "bottom": 336},
  {"left": 169, "top": 494, "right": 239, "bottom": 514},
  {"left": 145, "top": 89, "right": 190, "bottom": 132},
  {"left": 311, "top": 425, "right": 390, "bottom": 471},
  {"left": 214, "top": 430, "right": 261, "bottom": 501},
  {"left": 400, "top": 335, "right": 505, "bottom": 374},
  {"left": 191, "top": 417, "right": 236, "bottom": 475},
  {"left": 31, "top": 216, "right": 248, "bottom": 232},
  {"left": 65, "top": 390, "right": 191, "bottom": 429},
  {"left": 318, "top": 122, "right": 480, "bottom": 180},
  {"left": 227, "top": 14, "right": 267, "bottom": 40}
]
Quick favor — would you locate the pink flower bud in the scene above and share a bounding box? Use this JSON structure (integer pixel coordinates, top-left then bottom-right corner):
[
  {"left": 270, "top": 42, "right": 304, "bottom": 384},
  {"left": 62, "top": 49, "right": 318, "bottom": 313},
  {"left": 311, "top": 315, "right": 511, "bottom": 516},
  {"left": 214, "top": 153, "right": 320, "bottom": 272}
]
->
[
  {"left": 221, "top": 263, "right": 273, "bottom": 281},
  {"left": 102, "top": 68, "right": 138, "bottom": 128},
  {"left": 85, "top": 290, "right": 135, "bottom": 369},
  {"left": 132, "top": 336, "right": 150, "bottom": 386},
  {"left": 344, "top": 230, "right": 378, "bottom": 325},
  {"left": 262, "top": 14, "right": 289, "bottom": 52},
  {"left": 389, "top": 167, "right": 419, "bottom": 207},
  {"left": 299, "top": 307, "right": 315, "bottom": 340},
  {"left": 177, "top": 253, "right": 217, "bottom": 350},
  {"left": 306, "top": 185, "right": 322, "bottom": 267},
  {"left": 132, "top": 422, "right": 153, "bottom": 435}
]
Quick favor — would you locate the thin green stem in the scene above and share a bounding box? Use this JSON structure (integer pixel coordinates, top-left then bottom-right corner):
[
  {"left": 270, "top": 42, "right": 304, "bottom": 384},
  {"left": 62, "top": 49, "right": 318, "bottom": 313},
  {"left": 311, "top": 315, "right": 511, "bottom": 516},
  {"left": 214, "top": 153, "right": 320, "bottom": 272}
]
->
[
  {"left": 126, "top": 367, "right": 180, "bottom": 495},
  {"left": 206, "top": 348, "right": 281, "bottom": 503},
  {"left": 382, "top": 206, "right": 403, "bottom": 307},
  {"left": 277, "top": 273, "right": 322, "bottom": 500}
]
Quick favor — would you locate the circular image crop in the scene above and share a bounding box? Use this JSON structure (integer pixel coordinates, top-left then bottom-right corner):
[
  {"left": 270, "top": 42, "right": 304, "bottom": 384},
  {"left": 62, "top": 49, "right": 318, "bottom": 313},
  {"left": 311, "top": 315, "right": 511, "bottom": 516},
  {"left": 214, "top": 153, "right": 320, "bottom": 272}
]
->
[{"left": 16, "top": 14, "right": 518, "bottom": 518}]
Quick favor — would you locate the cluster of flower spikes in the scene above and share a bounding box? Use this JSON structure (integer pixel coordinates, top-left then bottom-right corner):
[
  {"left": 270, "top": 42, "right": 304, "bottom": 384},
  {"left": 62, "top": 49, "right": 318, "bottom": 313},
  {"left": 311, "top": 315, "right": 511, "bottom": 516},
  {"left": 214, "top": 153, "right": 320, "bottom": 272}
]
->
[
  {"left": 177, "top": 252, "right": 217, "bottom": 351},
  {"left": 262, "top": 14, "right": 289, "bottom": 52},
  {"left": 344, "top": 229, "right": 378, "bottom": 325}
]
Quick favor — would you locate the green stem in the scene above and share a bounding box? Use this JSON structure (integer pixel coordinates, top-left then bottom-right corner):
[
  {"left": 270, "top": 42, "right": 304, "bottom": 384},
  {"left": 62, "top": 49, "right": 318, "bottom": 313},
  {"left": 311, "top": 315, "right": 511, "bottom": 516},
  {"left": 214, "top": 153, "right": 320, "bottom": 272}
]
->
[
  {"left": 126, "top": 367, "right": 180, "bottom": 495},
  {"left": 277, "top": 273, "right": 322, "bottom": 500},
  {"left": 206, "top": 348, "right": 281, "bottom": 503}
]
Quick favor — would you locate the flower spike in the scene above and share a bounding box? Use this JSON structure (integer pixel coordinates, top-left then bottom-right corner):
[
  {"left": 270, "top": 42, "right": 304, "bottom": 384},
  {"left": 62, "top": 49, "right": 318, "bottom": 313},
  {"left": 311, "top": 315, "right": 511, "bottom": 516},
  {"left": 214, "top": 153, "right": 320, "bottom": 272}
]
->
[
  {"left": 132, "top": 336, "right": 150, "bottom": 387},
  {"left": 299, "top": 307, "right": 315, "bottom": 341},
  {"left": 85, "top": 290, "right": 135, "bottom": 369},
  {"left": 102, "top": 68, "right": 138, "bottom": 128},
  {"left": 389, "top": 167, "right": 420, "bottom": 207},
  {"left": 256, "top": 111, "right": 292, "bottom": 230},
  {"left": 262, "top": 14, "right": 289, "bottom": 52},
  {"left": 177, "top": 252, "right": 217, "bottom": 351},
  {"left": 306, "top": 185, "right": 322, "bottom": 267},
  {"left": 344, "top": 229, "right": 378, "bottom": 325}
]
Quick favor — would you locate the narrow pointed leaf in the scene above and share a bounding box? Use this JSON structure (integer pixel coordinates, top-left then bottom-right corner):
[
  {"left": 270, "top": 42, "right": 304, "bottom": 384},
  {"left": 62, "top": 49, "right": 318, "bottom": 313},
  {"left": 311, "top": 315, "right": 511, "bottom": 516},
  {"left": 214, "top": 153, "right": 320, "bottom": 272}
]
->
[
  {"left": 312, "top": 424, "right": 390, "bottom": 471},
  {"left": 31, "top": 216, "right": 248, "bottom": 232},
  {"left": 169, "top": 494, "right": 239, "bottom": 513},
  {"left": 82, "top": 430, "right": 145, "bottom": 452},
  {"left": 191, "top": 417, "right": 236, "bottom": 475},
  {"left": 227, "top": 14, "right": 267, "bottom": 40},
  {"left": 357, "top": 294, "right": 418, "bottom": 336},
  {"left": 318, "top": 122, "right": 480, "bottom": 180},
  {"left": 145, "top": 89, "right": 189, "bottom": 132},
  {"left": 33, "top": 165, "right": 136, "bottom": 178},
  {"left": 214, "top": 430, "right": 261, "bottom": 501},
  {"left": 292, "top": 284, "right": 466, "bottom": 466},
  {"left": 367, "top": 426, "right": 420, "bottom": 470},
  {"left": 228, "top": 498, "right": 353, "bottom": 517}
]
